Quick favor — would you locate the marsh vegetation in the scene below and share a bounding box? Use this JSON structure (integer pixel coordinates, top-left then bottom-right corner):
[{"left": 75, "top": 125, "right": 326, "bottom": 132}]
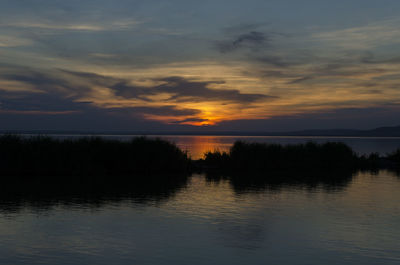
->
[{"left": 0, "top": 135, "right": 399, "bottom": 183}]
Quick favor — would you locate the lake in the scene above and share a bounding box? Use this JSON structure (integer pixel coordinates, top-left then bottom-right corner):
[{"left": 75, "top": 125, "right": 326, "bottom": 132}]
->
[
  {"left": 1, "top": 135, "right": 400, "bottom": 264},
  {"left": 1, "top": 170, "right": 400, "bottom": 265}
]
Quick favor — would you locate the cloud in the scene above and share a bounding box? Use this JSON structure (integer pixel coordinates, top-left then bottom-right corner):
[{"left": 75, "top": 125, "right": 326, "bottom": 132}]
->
[
  {"left": 214, "top": 25, "right": 295, "bottom": 69},
  {"left": 216, "top": 31, "right": 269, "bottom": 53},
  {"left": 62, "top": 71, "right": 275, "bottom": 105},
  {"left": 0, "top": 69, "right": 92, "bottom": 114},
  {"left": 0, "top": 35, "right": 33, "bottom": 47},
  {"left": 0, "top": 68, "right": 204, "bottom": 128},
  {"left": 148, "top": 76, "right": 275, "bottom": 104},
  {"left": 108, "top": 80, "right": 151, "bottom": 102},
  {"left": 122, "top": 106, "right": 201, "bottom": 117},
  {"left": 313, "top": 18, "right": 400, "bottom": 49},
  {"left": 288, "top": 76, "right": 314, "bottom": 84},
  {"left": 0, "top": 110, "right": 79, "bottom": 115},
  {"left": 0, "top": 90, "right": 90, "bottom": 113},
  {"left": 361, "top": 52, "right": 400, "bottom": 65},
  {"left": 213, "top": 106, "right": 400, "bottom": 132},
  {"left": 171, "top": 117, "right": 209, "bottom": 124},
  {"left": 221, "top": 23, "right": 264, "bottom": 34},
  {"left": 0, "top": 69, "right": 90, "bottom": 100},
  {"left": 283, "top": 62, "right": 387, "bottom": 85},
  {"left": 0, "top": 66, "right": 277, "bottom": 126},
  {"left": 257, "top": 55, "right": 290, "bottom": 67},
  {"left": 0, "top": 19, "right": 141, "bottom": 32}
]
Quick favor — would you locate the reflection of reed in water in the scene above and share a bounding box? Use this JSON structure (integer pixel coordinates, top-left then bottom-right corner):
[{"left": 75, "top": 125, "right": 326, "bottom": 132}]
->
[
  {"left": 0, "top": 174, "right": 189, "bottom": 214},
  {"left": 205, "top": 169, "right": 356, "bottom": 193}
]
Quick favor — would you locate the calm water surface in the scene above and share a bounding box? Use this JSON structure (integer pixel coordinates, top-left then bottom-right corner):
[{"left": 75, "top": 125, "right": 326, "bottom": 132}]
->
[
  {"left": 30, "top": 134, "right": 400, "bottom": 159},
  {"left": 1, "top": 171, "right": 400, "bottom": 265}
]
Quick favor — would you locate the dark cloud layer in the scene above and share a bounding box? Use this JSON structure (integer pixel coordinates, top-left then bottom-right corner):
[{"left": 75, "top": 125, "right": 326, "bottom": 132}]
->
[
  {"left": 0, "top": 66, "right": 275, "bottom": 128},
  {"left": 257, "top": 55, "right": 290, "bottom": 67},
  {"left": 0, "top": 92, "right": 89, "bottom": 112},
  {"left": 1, "top": 69, "right": 90, "bottom": 99},
  {"left": 0, "top": 68, "right": 202, "bottom": 119},
  {"left": 215, "top": 26, "right": 295, "bottom": 68},
  {"left": 62, "top": 70, "right": 273, "bottom": 104},
  {"left": 170, "top": 117, "right": 209, "bottom": 124},
  {"left": 361, "top": 52, "right": 400, "bottom": 65},
  {"left": 214, "top": 107, "right": 400, "bottom": 132},
  {"left": 121, "top": 106, "right": 201, "bottom": 117},
  {"left": 217, "top": 31, "right": 269, "bottom": 53},
  {"left": 149, "top": 77, "right": 274, "bottom": 103}
]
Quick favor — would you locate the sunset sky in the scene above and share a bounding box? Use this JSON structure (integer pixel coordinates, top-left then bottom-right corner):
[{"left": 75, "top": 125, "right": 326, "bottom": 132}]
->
[{"left": 1, "top": 0, "right": 400, "bottom": 131}]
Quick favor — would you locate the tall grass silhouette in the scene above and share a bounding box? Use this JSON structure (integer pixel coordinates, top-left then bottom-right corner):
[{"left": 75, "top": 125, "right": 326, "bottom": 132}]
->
[
  {"left": 203, "top": 141, "right": 359, "bottom": 172},
  {"left": 1, "top": 135, "right": 398, "bottom": 182},
  {"left": 0, "top": 135, "right": 190, "bottom": 177}
]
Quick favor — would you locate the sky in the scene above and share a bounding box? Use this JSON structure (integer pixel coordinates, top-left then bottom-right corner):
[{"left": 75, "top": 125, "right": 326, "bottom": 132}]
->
[{"left": 1, "top": 0, "right": 400, "bottom": 132}]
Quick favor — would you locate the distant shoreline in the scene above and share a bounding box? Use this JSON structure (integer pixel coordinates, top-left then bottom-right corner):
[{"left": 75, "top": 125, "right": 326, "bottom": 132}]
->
[
  {"left": 2, "top": 132, "right": 400, "bottom": 138},
  {"left": 1, "top": 124, "right": 400, "bottom": 137}
]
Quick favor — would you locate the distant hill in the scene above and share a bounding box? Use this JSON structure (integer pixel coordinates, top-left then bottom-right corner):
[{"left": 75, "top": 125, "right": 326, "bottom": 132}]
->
[
  {"left": 1, "top": 125, "right": 400, "bottom": 137},
  {"left": 365, "top": 125, "right": 400, "bottom": 137},
  {"left": 281, "top": 125, "right": 400, "bottom": 137}
]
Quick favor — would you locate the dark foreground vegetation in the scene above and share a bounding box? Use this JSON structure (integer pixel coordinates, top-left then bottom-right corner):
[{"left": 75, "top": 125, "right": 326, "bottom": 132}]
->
[
  {"left": 0, "top": 135, "right": 189, "bottom": 177},
  {"left": 200, "top": 141, "right": 400, "bottom": 172},
  {"left": 0, "top": 135, "right": 191, "bottom": 212},
  {"left": 1, "top": 135, "right": 399, "bottom": 177},
  {"left": 0, "top": 135, "right": 400, "bottom": 210},
  {"left": 0, "top": 135, "right": 399, "bottom": 198},
  {"left": 197, "top": 141, "right": 400, "bottom": 192}
]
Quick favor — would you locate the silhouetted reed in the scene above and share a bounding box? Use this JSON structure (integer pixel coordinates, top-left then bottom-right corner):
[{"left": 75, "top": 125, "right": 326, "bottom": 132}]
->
[
  {"left": 1, "top": 135, "right": 399, "bottom": 202},
  {"left": 0, "top": 135, "right": 191, "bottom": 213},
  {"left": 200, "top": 141, "right": 400, "bottom": 192},
  {"left": 0, "top": 135, "right": 190, "bottom": 177},
  {"left": 202, "top": 141, "right": 360, "bottom": 172},
  {"left": 388, "top": 148, "right": 400, "bottom": 163}
]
